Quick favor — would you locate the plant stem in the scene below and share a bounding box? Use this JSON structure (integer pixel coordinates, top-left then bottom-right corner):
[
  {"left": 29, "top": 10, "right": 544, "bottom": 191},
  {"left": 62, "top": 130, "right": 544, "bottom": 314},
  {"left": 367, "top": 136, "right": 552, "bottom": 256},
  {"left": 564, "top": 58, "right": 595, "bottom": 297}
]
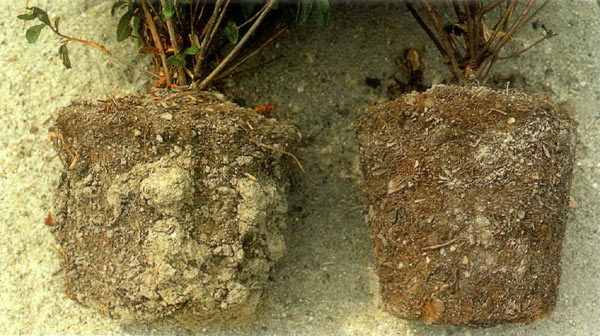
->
[
  {"left": 496, "top": 29, "right": 557, "bottom": 60},
  {"left": 404, "top": 3, "right": 446, "bottom": 62},
  {"left": 197, "top": 0, "right": 276, "bottom": 89},
  {"left": 193, "top": 0, "right": 226, "bottom": 77},
  {"left": 474, "top": 0, "right": 540, "bottom": 80},
  {"left": 141, "top": 0, "right": 171, "bottom": 86},
  {"left": 418, "top": 0, "right": 463, "bottom": 81},
  {"left": 217, "top": 26, "right": 287, "bottom": 80},
  {"left": 45, "top": 19, "right": 159, "bottom": 79},
  {"left": 160, "top": 0, "right": 187, "bottom": 85}
]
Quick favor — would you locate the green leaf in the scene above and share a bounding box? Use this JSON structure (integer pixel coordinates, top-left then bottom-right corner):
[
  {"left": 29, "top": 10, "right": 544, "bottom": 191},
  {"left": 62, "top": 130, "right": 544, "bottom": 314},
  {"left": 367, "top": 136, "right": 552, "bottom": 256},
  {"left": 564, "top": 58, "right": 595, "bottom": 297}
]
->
[
  {"left": 162, "top": 0, "right": 175, "bottom": 21},
  {"left": 297, "top": 0, "right": 312, "bottom": 25},
  {"left": 17, "top": 9, "right": 37, "bottom": 21},
  {"left": 58, "top": 44, "right": 72, "bottom": 69},
  {"left": 313, "top": 0, "right": 329, "bottom": 27},
  {"left": 184, "top": 46, "right": 200, "bottom": 55},
  {"left": 166, "top": 54, "right": 186, "bottom": 67},
  {"left": 54, "top": 17, "right": 60, "bottom": 31},
  {"left": 224, "top": 20, "right": 238, "bottom": 44},
  {"left": 116, "top": 10, "right": 134, "bottom": 42},
  {"left": 33, "top": 7, "right": 51, "bottom": 26},
  {"left": 272, "top": 0, "right": 278, "bottom": 10},
  {"left": 25, "top": 24, "right": 45, "bottom": 43},
  {"left": 242, "top": 2, "right": 255, "bottom": 19},
  {"left": 178, "top": 0, "right": 193, "bottom": 4}
]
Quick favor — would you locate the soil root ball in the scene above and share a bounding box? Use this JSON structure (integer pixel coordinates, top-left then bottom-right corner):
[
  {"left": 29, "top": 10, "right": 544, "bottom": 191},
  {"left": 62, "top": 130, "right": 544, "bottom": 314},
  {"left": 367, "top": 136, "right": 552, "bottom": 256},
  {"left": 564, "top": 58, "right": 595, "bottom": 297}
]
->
[
  {"left": 358, "top": 85, "right": 577, "bottom": 326},
  {"left": 50, "top": 87, "right": 301, "bottom": 329}
]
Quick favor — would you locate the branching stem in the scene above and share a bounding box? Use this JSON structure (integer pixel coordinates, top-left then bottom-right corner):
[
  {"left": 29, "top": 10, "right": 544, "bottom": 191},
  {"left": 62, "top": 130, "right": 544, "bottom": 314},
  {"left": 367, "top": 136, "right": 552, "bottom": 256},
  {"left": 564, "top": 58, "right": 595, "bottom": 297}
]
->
[
  {"left": 43, "top": 16, "right": 159, "bottom": 79},
  {"left": 407, "top": 0, "right": 555, "bottom": 83},
  {"left": 197, "top": 0, "right": 276, "bottom": 90}
]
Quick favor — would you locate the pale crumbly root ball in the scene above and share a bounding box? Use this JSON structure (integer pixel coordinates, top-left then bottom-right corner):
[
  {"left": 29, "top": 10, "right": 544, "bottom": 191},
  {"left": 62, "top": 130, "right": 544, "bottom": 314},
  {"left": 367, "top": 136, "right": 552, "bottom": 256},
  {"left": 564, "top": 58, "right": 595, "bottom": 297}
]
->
[{"left": 50, "top": 88, "right": 301, "bottom": 329}]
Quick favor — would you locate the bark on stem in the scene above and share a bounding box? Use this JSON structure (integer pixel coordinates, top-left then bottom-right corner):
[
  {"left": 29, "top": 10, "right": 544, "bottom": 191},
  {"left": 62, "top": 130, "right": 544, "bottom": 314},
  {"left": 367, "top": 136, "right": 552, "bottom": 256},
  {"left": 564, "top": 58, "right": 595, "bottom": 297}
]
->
[
  {"left": 160, "top": 0, "right": 186, "bottom": 85},
  {"left": 197, "top": 0, "right": 276, "bottom": 90},
  {"left": 141, "top": 0, "right": 171, "bottom": 86}
]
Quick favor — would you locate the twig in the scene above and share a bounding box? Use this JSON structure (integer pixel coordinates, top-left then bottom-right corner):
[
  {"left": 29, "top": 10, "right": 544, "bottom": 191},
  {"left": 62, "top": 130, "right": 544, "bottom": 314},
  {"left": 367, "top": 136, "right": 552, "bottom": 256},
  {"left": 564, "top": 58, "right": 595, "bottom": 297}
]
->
[
  {"left": 488, "top": 108, "right": 507, "bottom": 115},
  {"left": 141, "top": 0, "right": 171, "bottom": 86},
  {"left": 474, "top": 0, "right": 538, "bottom": 79},
  {"left": 205, "top": 0, "right": 230, "bottom": 60},
  {"left": 479, "top": 0, "right": 516, "bottom": 58},
  {"left": 418, "top": 1, "right": 463, "bottom": 81},
  {"left": 42, "top": 16, "right": 159, "bottom": 79},
  {"left": 463, "top": 3, "right": 475, "bottom": 62},
  {"left": 217, "top": 26, "right": 287, "bottom": 80},
  {"left": 503, "top": 0, "right": 517, "bottom": 32},
  {"left": 421, "top": 237, "right": 458, "bottom": 251},
  {"left": 405, "top": 3, "right": 446, "bottom": 58},
  {"left": 451, "top": 0, "right": 462, "bottom": 19},
  {"left": 496, "top": 29, "right": 557, "bottom": 60},
  {"left": 194, "top": 0, "right": 226, "bottom": 76},
  {"left": 252, "top": 140, "right": 306, "bottom": 174},
  {"left": 480, "top": 0, "right": 504, "bottom": 15},
  {"left": 160, "top": 0, "right": 187, "bottom": 85},
  {"left": 237, "top": 4, "right": 268, "bottom": 30},
  {"left": 192, "top": 0, "right": 203, "bottom": 27},
  {"left": 225, "top": 54, "right": 283, "bottom": 78},
  {"left": 198, "top": 0, "right": 276, "bottom": 89}
]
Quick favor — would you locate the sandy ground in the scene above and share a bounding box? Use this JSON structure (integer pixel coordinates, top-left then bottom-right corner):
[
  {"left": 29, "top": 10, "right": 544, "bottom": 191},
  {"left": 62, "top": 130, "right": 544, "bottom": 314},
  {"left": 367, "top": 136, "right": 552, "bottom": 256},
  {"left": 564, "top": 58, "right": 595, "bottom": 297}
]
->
[{"left": 1, "top": 1, "right": 599, "bottom": 335}]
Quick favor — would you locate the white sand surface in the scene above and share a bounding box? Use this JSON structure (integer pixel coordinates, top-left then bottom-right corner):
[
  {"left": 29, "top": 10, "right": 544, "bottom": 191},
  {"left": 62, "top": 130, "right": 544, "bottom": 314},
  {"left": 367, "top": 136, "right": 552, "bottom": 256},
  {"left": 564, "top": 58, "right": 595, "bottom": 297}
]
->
[{"left": 1, "top": 1, "right": 598, "bottom": 335}]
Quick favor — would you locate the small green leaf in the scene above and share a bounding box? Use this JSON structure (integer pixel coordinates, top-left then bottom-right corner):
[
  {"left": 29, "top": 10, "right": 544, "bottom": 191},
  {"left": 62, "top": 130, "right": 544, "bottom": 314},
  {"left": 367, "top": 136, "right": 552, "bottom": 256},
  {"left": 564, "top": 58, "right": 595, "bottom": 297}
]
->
[
  {"left": 224, "top": 20, "right": 238, "bottom": 44},
  {"left": 162, "top": 0, "right": 175, "bottom": 20},
  {"left": 313, "top": 0, "right": 329, "bottom": 27},
  {"left": 184, "top": 46, "right": 200, "bottom": 55},
  {"left": 297, "top": 0, "right": 312, "bottom": 25},
  {"left": 58, "top": 44, "right": 72, "bottom": 69},
  {"left": 178, "top": 0, "right": 193, "bottom": 4},
  {"left": 54, "top": 17, "right": 60, "bottom": 30},
  {"left": 17, "top": 9, "right": 37, "bottom": 21},
  {"left": 117, "top": 10, "right": 134, "bottom": 42},
  {"left": 33, "top": 7, "right": 51, "bottom": 26},
  {"left": 272, "top": 0, "right": 279, "bottom": 10},
  {"left": 25, "top": 24, "right": 45, "bottom": 43},
  {"left": 242, "top": 2, "right": 255, "bottom": 19},
  {"left": 166, "top": 54, "right": 186, "bottom": 67}
]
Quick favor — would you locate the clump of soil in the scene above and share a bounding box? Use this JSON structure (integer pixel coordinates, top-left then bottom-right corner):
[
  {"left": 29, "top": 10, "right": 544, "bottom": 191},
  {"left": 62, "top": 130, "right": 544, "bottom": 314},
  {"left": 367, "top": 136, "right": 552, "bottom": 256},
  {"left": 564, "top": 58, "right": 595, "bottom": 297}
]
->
[
  {"left": 49, "top": 87, "right": 301, "bottom": 329},
  {"left": 358, "top": 85, "right": 577, "bottom": 326}
]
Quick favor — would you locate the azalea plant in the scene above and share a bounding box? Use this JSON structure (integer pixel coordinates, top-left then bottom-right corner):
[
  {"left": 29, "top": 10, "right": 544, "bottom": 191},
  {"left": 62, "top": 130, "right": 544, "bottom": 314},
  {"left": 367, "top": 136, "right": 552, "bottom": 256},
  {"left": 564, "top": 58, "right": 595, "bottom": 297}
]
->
[
  {"left": 405, "top": 0, "right": 555, "bottom": 83},
  {"left": 18, "top": 0, "right": 330, "bottom": 88}
]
